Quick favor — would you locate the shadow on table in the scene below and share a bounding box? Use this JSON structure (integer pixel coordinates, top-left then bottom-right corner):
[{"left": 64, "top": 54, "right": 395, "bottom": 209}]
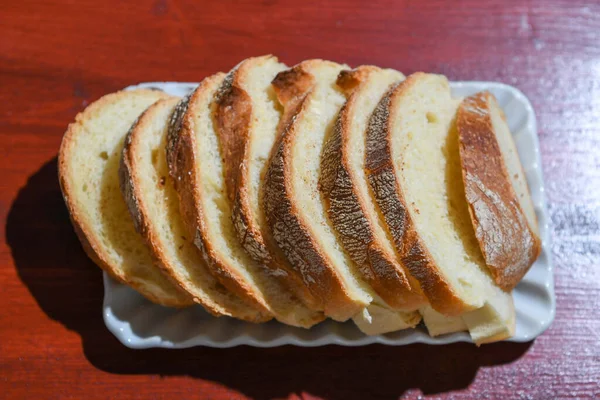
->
[{"left": 7, "top": 157, "right": 533, "bottom": 400}]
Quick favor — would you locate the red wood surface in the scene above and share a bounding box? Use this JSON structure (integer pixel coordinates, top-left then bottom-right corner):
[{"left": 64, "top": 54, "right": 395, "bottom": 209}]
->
[{"left": 1, "top": 0, "right": 599, "bottom": 398}]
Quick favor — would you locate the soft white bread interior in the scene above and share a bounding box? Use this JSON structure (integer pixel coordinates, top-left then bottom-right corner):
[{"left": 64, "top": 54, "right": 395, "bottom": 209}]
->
[
  {"left": 421, "top": 306, "right": 468, "bottom": 337},
  {"left": 320, "top": 65, "right": 426, "bottom": 312},
  {"left": 214, "top": 55, "right": 323, "bottom": 315},
  {"left": 167, "top": 73, "right": 322, "bottom": 328},
  {"left": 58, "top": 89, "right": 192, "bottom": 307},
  {"left": 263, "top": 60, "right": 419, "bottom": 333},
  {"left": 58, "top": 62, "right": 529, "bottom": 343},
  {"left": 423, "top": 302, "right": 515, "bottom": 344},
  {"left": 263, "top": 60, "right": 373, "bottom": 322},
  {"left": 365, "top": 73, "right": 515, "bottom": 343},
  {"left": 119, "top": 97, "right": 264, "bottom": 321},
  {"left": 457, "top": 91, "right": 541, "bottom": 290}
]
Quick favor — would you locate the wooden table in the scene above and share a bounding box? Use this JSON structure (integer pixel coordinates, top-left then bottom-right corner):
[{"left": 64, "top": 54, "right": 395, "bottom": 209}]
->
[{"left": 1, "top": 1, "right": 599, "bottom": 398}]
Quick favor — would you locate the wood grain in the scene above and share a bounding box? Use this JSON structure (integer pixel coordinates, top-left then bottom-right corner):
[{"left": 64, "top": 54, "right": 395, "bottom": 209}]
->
[{"left": 1, "top": 0, "right": 599, "bottom": 398}]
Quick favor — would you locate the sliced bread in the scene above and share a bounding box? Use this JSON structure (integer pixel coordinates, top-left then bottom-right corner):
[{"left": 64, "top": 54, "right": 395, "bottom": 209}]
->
[
  {"left": 319, "top": 65, "right": 426, "bottom": 312},
  {"left": 58, "top": 89, "right": 192, "bottom": 307},
  {"left": 263, "top": 60, "right": 420, "bottom": 332},
  {"left": 119, "top": 96, "right": 265, "bottom": 321},
  {"left": 317, "top": 66, "right": 474, "bottom": 338},
  {"left": 364, "top": 73, "right": 515, "bottom": 343},
  {"left": 167, "top": 73, "right": 322, "bottom": 328},
  {"left": 263, "top": 60, "right": 371, "bottom": 321},
  {"left": 457, "top": 91, "right": 541, "bottom": 290},
  {"left": 214, "top": 55, "right": 323, "bottom": 314}
]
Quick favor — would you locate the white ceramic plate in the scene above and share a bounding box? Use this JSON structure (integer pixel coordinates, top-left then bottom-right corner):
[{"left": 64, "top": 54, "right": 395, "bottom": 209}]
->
[{"left": 103, "top": 81, "right": 555, "bottom": 348}]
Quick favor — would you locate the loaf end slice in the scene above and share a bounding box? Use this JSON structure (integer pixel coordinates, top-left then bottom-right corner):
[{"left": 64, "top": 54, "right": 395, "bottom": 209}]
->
[
  {"left": 120, "top": 96, "right": 266, "bottom": 321},
  {"left": 457, "top": 91, "right": 541, "bottom": 291},
  {"left": 59, "top": 89, "right": 192, "bottom": 307},
  {"left": 365, "top": 72, "right": 515, "bottom": 342}
]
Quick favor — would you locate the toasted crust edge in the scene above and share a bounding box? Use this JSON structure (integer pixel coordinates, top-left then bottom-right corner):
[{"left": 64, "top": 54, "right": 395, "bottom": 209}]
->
[
  {"left": 58, "top": 89, "right": 192, "bottom": 307},
  {"left": 365, "top": 73, "right": 472, "bottom": 316},
  {"left": 320, "top": 66, "right": 426, "bottom": 311},
  {"left": 166, "top": 74, "right": 272, "bottom": 322},
  {"left": 119, "top": 97, "right": 260, "bottom": 318},
  {"left": 263, "top": 61, "right": 366, "bottom": 321},
  {"left": 214, "top": 56, "right": 324, "bottom": 314},
  {"left": 457, "top": 91, "right": 542, "bottom": 290}
]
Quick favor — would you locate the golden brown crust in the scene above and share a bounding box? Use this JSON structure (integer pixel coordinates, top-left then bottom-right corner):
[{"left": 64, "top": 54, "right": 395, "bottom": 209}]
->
[
  {"left": 214, "top": 56, "right": 323, "bottom": 313},
  {"left": 166, "top": 74, "right": 272, "bottom": 322},
  {"left": 320, "top": 66, "right": 426, "bottom": 311},
  {"left": 215, "top": 58, "right": 270, "bottom": 264},
  {"left": 263, "top": 61, "right": 365, "bottom": 321},
  {"left": 120, "top": 98, "right": 210, "bottom": 309},
  {"left": 58, "top": 89, "right": 193, "bottom": 307},
  {"left": 214, "top": 65, "right": 253, "bottom": 206},
  {"left": 336, "top": 66, "right": 378, "bottom": 92},
  {"left": 457, "top": 91, "right": 542, "bottom": 290},
  {"left": 120, "top": 99, "right": 179, "bottom": 245},
  {"left": 119, "top": 97, "right": 268, "bottom": 319},
  {"left": 271, "top": 66, "right": 315, "bottom": 111},
  {"left": 364, "top": 74, "right": 470, "bottom": 316}
]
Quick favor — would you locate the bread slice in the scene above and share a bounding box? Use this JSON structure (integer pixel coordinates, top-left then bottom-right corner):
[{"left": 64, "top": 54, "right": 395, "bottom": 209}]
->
[
  {"left": 263, "top": 60, "right": 417, "bottom": 333},
  {"left": 119, "top": 97, "right": 265, "bottom": 321},
  {"left": 263, "top": 60, "right": 369, "bottom": 321},
  {"left": 214, "top": 55, "right": 323, "bottom": 315},
  {"left": 167, "top": 73, "right": 322, "bottom": 328},
  {"left": 320, "top": 65, "right": 426, "bottom": 312},
  {"left": 58, "top": 89, "right": 192, "bottom": 307},
  {"left": 457, "top": 91, "right": 541, "bottom": 290},
  {"left": 365, "top": 73, "right": 515, "bottom": 343},
  {"left": 317, "top": 66, "right": 475, "bottom": 338}
]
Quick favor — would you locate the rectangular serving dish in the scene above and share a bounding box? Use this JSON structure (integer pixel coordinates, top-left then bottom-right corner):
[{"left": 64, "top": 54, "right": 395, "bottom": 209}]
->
[{"left": 103, "top": 81, "right": 555, "bottom": 349}]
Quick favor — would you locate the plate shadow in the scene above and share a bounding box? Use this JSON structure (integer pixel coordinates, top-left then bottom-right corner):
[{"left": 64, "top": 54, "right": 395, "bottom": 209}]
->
[{"left": 6, "top": 157, "right": 533, "bottom": 400}]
